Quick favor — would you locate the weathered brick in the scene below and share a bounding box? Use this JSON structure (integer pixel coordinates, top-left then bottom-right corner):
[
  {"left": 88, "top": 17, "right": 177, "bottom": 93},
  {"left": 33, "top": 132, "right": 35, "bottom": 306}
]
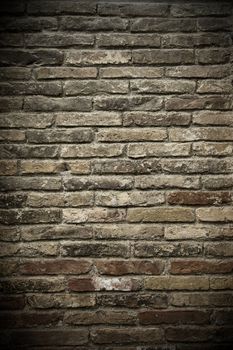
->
[
  {"left": 132, "top": 49, "right": 194, "bottom": 64},
  {"left": 210, "top": 277, "right": 233, "bottom": 290},
  {"left": 198, "top": 18, "right": 232, "bottom": 32},
  {"left": 0, "top": 278, "right": 65, "bottom": 293},
  {"left": 197, "top": 207, "right": 233, "bottom": 222},
  {"left": 0, "top": 209, "right": 61, "bottom": 224},
  {"left": 139, "top": 310, "right": 209, "bottom": 325},
  {"left": 27, "top": 129, "right": 93, "bottom": 143},
  {"left": 165, "top": 96, "right": 232, "bottom": 111},
  {"left": 0, "top": 226, "right": 20, "bottom": 242},
  {"left": 0, "top": 33, "right": 24, "bottom": 47},
  {"left": 61, "top": 144, "right": 123, "bottom": 158},
  {"left": 123, "top": 112, "right": 191, "bottom": 126},
  {"left": 135, "top": 242, "right": 202, "bottom": 258},
  {"left": 202, "top": 175, "right": 233, "bottom": 190},
  {"left": 0, "top": 113, "right": 53, "bottom": 128},
  {"left": 171, "top": 259, "right": 233, "bottom": 274},
  {"left": 35, "top": 67, "right": 97, "bottom": 79},
  {"left": 205, "top": 243, "right": 233, "bottom": 257},
  {"left": 97, "top": 128, "right": 167, "bottom": 142},
  {"left": 171, "top": 292, "right": 233, "bottom": 307},
  {"left": 97, "top": 34, "right": 160, "bottom": 48},
  {"left": 193, "top": 111, "right": 233, "bottom": 126},
  {"left": 27, "top": 1, "right": 96, "bottom": 14},
  {"left": 167, "top": 191, "right": 232, "bottom": 206},
  {"left": 0, "top": 311, "right": 63, "bottom": 328},
  {"left": 0, "top": 176, "right": 61, "bottom": 191},
  {"left": 131, "top": 79, "right": 195, "bottom": 94},
  {"left": 165, "top": 225, "right": 209, "bottom": 240},
  {"left": 0, "top": 67, "right": 31, "bottom": 80},
  {"left": 63, "top": 208, "right": 126, "bottom": 223},
  {"left": 144, "top": 276, "right": 209, "bottom": 290},
  {"left": 166, "top": 327, "right": 211, "bottom": 342},
  {"left": 25, "top": 33, "right": 94, "bottom": 47},
  {"left": 69, "top": 277, "right": 138, "bottom": 292},
  {"left": 28, "top": 294, "right": 95, "bottom": 309},
  {"left": 65, "top": 50, "right": 131, "bottom": 65},
  {"left": 127, "top": 208, "right": 195, "bottom": 223},
  {"left": 98, "top": 3, "right": 168, "bottom": 17},
  {"left": 0, "top": 193, "right": 27, "bottom": 208},
  {"left": 24, "top": 96, "right": 92, "bottom": 111},
  {"left": 64, "top": 176, "right": 133, "bottom": 190},
  {"left": 197, "top": 49, "right": 231, "bottom": 64},
  {"left": 0, "top": 17, "right": 58, "bottom": 32},
  {"left": 91, "top": 327, "right": 164, "bottom": 344},
  {"left": 166, "top": 65, "right": 230, "bottom": 78},
  {"left": 197, "top": 79, "right": 232, "bottom": 94},
  {"left": 95, "top": 259, "right": 164, "bottom": 275},
  {"left": 95, "top": 191, "right": 164, "bottom": 206},
  {"left": 0, "top": 160, "right": 17, "bottom": 175},
  {"left": 61, "top": 16, "right": 128, "bottom": 31},
  {"left": 93, "top": 159, "right": 159, "bottom": 174},
  {"left": 135, "top": 175, "right": 200, "bottom": 189},
  {"left": 193, "top": 142, "right": 233, "bottom": 156},
  {"left": 56, "top": 112, "right": 122, "bottom": 126},
  {"left": 94, "top": 95, "right": 163, "bottom": 111},
  {"left": 64, "top": 80, "right": 129, "bottom": 95},
  {"left": 65, "top": 310, "right": 136, "bottom": 325},
  {"left": 161, "top": 159, "right": 233, "bottom": 174},
  {"left": 0, "top": 49, "right": 63, "bottom": 66},
  {"left": 97, "top": 292, "right": 167, "bottom": 308},
  {"left": 20, "top": 161, "right": 65, "bottom": 174},
  {"left": 27, "top": 192, "right": 94, "bottom": 207},
  {"left": 62, "top": 242, "right": 129, "bottom": 258},
  {"left": 0, "top": 144, "right": 59, "bottom": 159},
  {"left": 171, "top": 3, "right": 232, "bottom": 17},
  {"left": 162, "top": 33, "right": 231, "bottom": 48},
  {"left": 0, "top": 130, "right": 25, "bottom": 142},
  {"left": 66, "top": 160, "right": 91, "bottom": 174},
  {"left": 0, "top": 296, "right": 25, "bottom": 310},
  {"left": 94, "top": 224, "right": 164, "bottom": 240},
  {"left": 0, "top": 97, "right": 23, "bottom": 111},
  {"left": 128, "top": 143, "right": 191, "bottom": 158},
  {"left": 131, "top": 18, "right": 196, "bottom": 32},
  {"left": 100, "top": 66, "right": 163, "bottom": 78}
]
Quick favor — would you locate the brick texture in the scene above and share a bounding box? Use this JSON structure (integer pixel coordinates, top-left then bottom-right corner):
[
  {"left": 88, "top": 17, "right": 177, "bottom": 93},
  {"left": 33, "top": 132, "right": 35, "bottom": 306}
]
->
[{"left": 0, "top": 0, "right": 233, "bottom": 348}]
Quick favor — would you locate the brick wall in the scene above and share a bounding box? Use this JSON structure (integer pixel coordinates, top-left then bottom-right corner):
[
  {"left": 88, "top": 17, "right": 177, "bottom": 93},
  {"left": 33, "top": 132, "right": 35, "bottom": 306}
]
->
[{"left": 0, "top": 0, "right": 233, "bottom": 348}]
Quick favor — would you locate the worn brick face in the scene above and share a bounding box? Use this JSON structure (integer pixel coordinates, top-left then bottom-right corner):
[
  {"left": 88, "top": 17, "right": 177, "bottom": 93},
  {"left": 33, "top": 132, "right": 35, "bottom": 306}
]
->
[{"left": 0, "top": 0, "right": 233, "bottom": 348}]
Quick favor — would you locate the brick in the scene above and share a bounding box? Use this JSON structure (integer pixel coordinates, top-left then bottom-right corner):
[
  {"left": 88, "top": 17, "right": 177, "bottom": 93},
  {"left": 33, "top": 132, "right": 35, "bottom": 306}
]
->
[
  {"left": 27, "top": 192, "right": 94, "bottom": 207},
  {"left": 0, "top": 33, "right": 24, "bottom": 47},
  {"left": 94, "top": 95, "right": 163, "bottom": 111},
  {"left": 0, "top": 160, "right": 17, "bottom": 175},
  {"left": 167, "top": 191, "right": 232, "bottom": 206},
  {"left": 0, "top": 113, "right": 53, "bottom": 128},
  {"left": 210, "top": 277, "right": 233, "bottom": 290},
  {"left": 171, "top": 3, "right": 232, "bottom": 17},
  {"left": 128, "top": 143, "right": 191, "bottom": 158},
  {"left": 24, "top": 96, "right": 92, "bottom": 111},
  {"left": 0, "top": 82, "right": 61, "bottom": 96},
  {"left": 197, "top": 79, "right": 232, "bottom": 94},
  {"left": 139, "top": 310, "right": 209, "bottom": 325},
  {"left": 27, "top": 129, "right": 93, "bottom": 143},
  {"left": 123, "top": 112, "right": 191, "bottom": 126},
  {"left": 166, "top": 65, "right": 230, "bottom": 78},
  {"left": 63, "top": 208, "right": 126, "bottom": 223},
  {"left": 0, "top": 312, "right": 63, "bottom": 328},
  {"left": 165, "top": 225, "right": 209, "bottom": 240},
  {"left": 162, "top": 33, "right": 231, "bottom": 48},
  {"left": 0, "top": 68, "right": 31, "bottom": 80},
  {"left": 193, "top": 142, "right": 233, "bottom": 157},
  {"left": 95, "top": 259, "right": 164, "bottom": 275},
  {"left": 0, "top": 130, "right": 25, "bottom": 142},
  {"left": 61, "top": 16, "right": 128, "bottom": 31},
  {"left": 91, "top": 327, "right": 164, "bottom": 344},
  {"left": 166, "top": 96, "right": 232, "bottom": 111},
  {"left": 94, "top": 224, "right": 164, "bottom": 240},
  {"left": 0, "top": 177, "right": 61, "bottom": 191},
  {"left": 61, "top": 144, "right": 123, "bottom": 158},
  {"left": 97, "top": 292, "right": 167, "bottom": 309},
  {"left": 64, "top": 80, "right": 129, "bottom": 95},
  {"left": 20, "top": 161, "right": 65, "bottom": 174},
  {"left": 64, "top": 176, "right": 133, "bottom": 190},
  {"left": 0, "top": 17, "right": 58, "bottom": 32},
  {"left": 205, "top": 243, "right": 233, "bottom": 257},
  {"left": 98, "top": 3, "right": 168, "bottom": 17},
  {"left": 198, "top": 18, "right": 232, "bottom": 32},
  {"left": 131, "top": 18, "right": 196, "bottom": 32},
  {"left": 21, "top": 225, "right": 92, "bottom": 241},
  {"left": 100, "top": 66, "right": 163, "bottom": 78},
  {"left": 0, "top": 226, "right": 20, "bottom": 242},
  {"left": 0, "top": 278, "right": 65, "bottom": 293},
  {"left": 193, "top": 111, "right": 233, "bottom": 126},
  {"left": 170, "top": 259, "right": 233, "bottom": 274},
  {"left": 97, "top": 128, "right": 166, "bottom": 142},
  {"left": 35, "top": 67, "right": 97, "bottom": 79},
  {"left": 144, "top": 276, "right": 209, "bottom": 290},
  {"left": 97, "top": 34, "right": 160, "bottom": 48},
  {"left": 20, "top": 259, "right": 91, "bottom": 275},
  {"left": 0, "top": 97, "right": 23, "bottom": 111},
  {"left": 68, "top": 277, "right": 138, "bottom": 292},
  {"left": 132, "top": 49, "right": 194, "bottom": 65},
  {"left": 171, "top": 292, "right": 233, "bottom": 307},
  {"left": 0, "top": 49, "right": 63, "bottom": 66},
  {"left": 0, "top": 209, "right": 61, "bottom": 224},
  {"left": 213, "top": 310, "right": 233, "bottom": 325},
  {"left": 6, "top": 330, "right": 88, "bottom": 346},
  {"left": 28, "top": 294, "right": 95, "bottom": 309},
  {"left": 202, "top": 176, "right": 233, "bottom": 190},
  {"left": 135, "top": 175, "right": 200, "bottom": 189},
  {"left": 0, "top": 145, "right": 59, "bottom": 159},
  {"left": 196, "top": 207, "right": 233, "bottom": 222},
  {"left": 65, "top": 310, "right": 136, "bottom": 325},
  {"left": 27, "top": 1, "right": 96, "bottom": 14},
  {"left": 197, "top": 49, "right": 231, "bottom": 64},
  {"left": 131, "top": 79, "right": 195, "bottom": 94},
  {"left": 127, "top": 208, "right": 195, "bottom": 222},
  {"left": 25, "top": 33, "right": 94, "bottom": 47},
  {"left": 66, "top": 160, "right": 91, "bottom": 174},
  {"left": 56, "top": 112, "right": 122, "bottom": 126},
  {"left": 92, "top": 159, "right": 158, "bottom": 178},
  {"left": 95, "top": 191, "right": 164, "bottom": 207},
  {"left": 62, "top": 242, "right": 129, "bottom": 258},
  {"left": 0, "top": 260, "right": 18, "bottom": 274},
  {"left": 0, "top": 193, "right": 27, "bottom": 208},
  {"left": 65, "top": 50, "right": 131, "bottom": 65},
  {"left": 166, "top": 327, "right": 211, "bottom": 342},
  {"left": 135, "top": 242, "right": 202, "bottom": 258},
  {"left": 161, "top": 159, "right": 233, "bottom": 174}
]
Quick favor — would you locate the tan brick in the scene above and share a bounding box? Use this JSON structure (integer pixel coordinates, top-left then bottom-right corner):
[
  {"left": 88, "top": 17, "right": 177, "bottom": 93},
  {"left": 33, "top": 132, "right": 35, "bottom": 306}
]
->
[
  {"left": 193, "top": 142, "right": 233, "bottom": 156},
  {"left": 135, "top": 175, "right": 200, "bottom": 189},
  {"left": 128, "top": 143, "right": 190, "bottom": 158},
  {"left": 127, "top": 208, "right": 195, "bottom": 222},
  {"left": 95, "top": 191, "right": 164, "bottom": 207},
  {"left": 165, "top": 225, "right": 209, "bottom": 240},
  {"left": 63, "top": 208, "right": 126, "bottom": 223},
  {"left": 100, "top": 67, "right": 163, "bottom": 78},
  {"left": 97, "top": 128, "right": 167, "bottom": 142},
  {"left": 193, "top": 111, "right": 233, "bottom": 126},
  {"left": 27, "top": 192, "right": 94, "bottom": 207},
  {"left": 196, "top": 207, "right": 233, "bottom": 222},
  {"left": 20, "top": 161, "right": 64, "bottom": 174},
  {"left": 144, "top": 276, "right": 209, "bottom": 290},
  {"left": 65, "top": 50, "right": 131, "bottom": 65},
  {"left": 210, "top": 277, "right": 233, "bottom": 290},
  {"left": 35, "top": 67, "right": 97, "bottom": 79},
  {"left": 61, "top": 144, "right": 123, "bottom": 158},
  {"left": 0, "top": 160, "right": 17, "bottom": 175},
  {"left": 169, "top": 127, "right": 233, "bottom": 141}
]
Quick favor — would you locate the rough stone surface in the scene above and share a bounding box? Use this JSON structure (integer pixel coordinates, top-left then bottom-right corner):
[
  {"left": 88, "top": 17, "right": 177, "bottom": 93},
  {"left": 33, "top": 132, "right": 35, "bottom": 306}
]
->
[{"left": 0, "top": 0, "right": 233, "bottom": 348}]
